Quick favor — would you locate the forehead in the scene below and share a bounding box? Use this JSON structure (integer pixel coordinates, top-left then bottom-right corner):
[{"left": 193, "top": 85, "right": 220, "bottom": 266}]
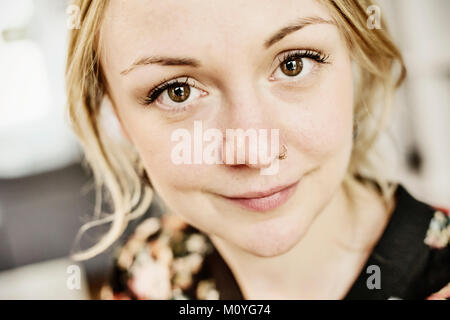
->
[{"left": 100, "top": 0, "right": 333, "bottom": 74}]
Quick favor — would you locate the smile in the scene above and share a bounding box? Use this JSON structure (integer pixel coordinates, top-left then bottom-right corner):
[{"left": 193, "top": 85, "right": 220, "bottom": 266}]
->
[{"left": 222, "top": 180, "right": 300, "bottom": 212}]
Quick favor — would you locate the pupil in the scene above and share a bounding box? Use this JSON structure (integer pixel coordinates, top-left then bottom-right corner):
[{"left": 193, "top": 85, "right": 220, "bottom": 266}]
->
[
  {"left": 174, "top": 86, "right": 184, "bottom": 96},
  {"left": 286, "top": 60, "right": 297, "bottom": 71}
]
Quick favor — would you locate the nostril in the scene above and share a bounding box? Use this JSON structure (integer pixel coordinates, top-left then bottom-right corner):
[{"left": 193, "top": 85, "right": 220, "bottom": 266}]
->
[{"left": 229, "top": 164, "right": 248, "bottom": 169}]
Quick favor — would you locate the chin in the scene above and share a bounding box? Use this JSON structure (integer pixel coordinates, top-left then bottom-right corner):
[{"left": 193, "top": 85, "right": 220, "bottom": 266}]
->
[{"left": 234, "top": 216, "right": 310, "bottom": 258}]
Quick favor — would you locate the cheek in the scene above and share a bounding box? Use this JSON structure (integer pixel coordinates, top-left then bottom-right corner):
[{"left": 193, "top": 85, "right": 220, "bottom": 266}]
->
[
  {"left": 118, "top": 111, "right": 210, "bottom": 195},
  {"left": 301, "top": 93, "right": 352, "bottom": 155},
  {"left": 283, "top": 65, "right": 354, "bottom": 159}
]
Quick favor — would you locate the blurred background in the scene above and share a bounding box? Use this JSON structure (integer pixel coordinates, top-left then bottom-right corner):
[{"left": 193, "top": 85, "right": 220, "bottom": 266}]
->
[{"left": 0, "top": 0, "right": 448, "bottom": 299}]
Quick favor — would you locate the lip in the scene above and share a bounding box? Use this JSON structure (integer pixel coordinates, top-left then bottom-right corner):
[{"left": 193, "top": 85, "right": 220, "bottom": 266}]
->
[{"left": 222, "top": 181, "right": 300, "bottom": 212}]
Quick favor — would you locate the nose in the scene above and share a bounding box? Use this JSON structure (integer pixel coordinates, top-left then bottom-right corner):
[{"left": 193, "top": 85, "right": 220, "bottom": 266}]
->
[
  {"left": 219, "top": 83, "right": 282, "bottom": 170},
  {"left": 221, "top": 128, "right": 280, "bottom": 170}
]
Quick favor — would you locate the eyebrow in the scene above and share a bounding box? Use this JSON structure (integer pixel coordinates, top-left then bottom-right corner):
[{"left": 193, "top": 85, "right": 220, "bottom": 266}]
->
[
  {"left": 263, "top": 16, "right": 335, "bottom": 48},
  {"left": 120, "top": 56, "right": 200, "bottom": 75},
  {"left": 120, "top": 15, "right": 335, "bottom": 76}
]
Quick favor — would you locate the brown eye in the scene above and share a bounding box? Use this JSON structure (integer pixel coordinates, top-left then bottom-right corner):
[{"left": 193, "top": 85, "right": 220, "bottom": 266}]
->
[
  {"left": 168, "top": 84, "right": 191, "bottom": 102},
  {"left": 280, "top": 58, "right": 303, "bottom": 76}
]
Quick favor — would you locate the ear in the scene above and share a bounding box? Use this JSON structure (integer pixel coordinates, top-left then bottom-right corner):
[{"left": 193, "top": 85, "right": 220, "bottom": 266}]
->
[{"left": 100, "top": 94, "right": 133, "bottom": 144}]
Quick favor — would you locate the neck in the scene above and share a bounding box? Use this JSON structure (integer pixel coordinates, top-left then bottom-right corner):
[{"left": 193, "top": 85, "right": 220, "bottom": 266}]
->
[{"left": 209, "top": 181, "right": 392, "bottom": 299}]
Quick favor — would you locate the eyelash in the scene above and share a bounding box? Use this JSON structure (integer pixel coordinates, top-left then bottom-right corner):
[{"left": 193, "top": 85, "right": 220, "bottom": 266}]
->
[
  {"left": 277, "top": 48, "right": 330, "bottom": 66},
  {"left": 142, "top": 49, "right": 330, "bottom": 106}
]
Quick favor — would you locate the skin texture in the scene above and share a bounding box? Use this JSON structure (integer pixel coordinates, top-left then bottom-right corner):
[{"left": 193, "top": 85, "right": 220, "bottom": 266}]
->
[{"left": 100, "top": 0, "right": 390, "bottom": 298}]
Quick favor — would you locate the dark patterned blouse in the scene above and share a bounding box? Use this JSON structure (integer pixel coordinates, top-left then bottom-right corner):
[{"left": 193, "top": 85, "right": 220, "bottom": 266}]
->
[{"left": 100, "top": 186, "right": 449, "bottom": 300}]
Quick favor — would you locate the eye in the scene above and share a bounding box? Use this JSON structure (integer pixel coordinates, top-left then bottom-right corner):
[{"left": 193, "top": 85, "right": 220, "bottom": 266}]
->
[
  {"left": 271, "top": 49, "right": 329, "bottom": 81},
  {"left": 143, "top": 77, "right": 206, "bottom": 111}
]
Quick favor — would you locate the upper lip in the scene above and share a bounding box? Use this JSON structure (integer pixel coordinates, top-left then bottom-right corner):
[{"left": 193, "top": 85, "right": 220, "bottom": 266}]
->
[{"left": 223, "top": 180, "right": 299, "bottom": 199}]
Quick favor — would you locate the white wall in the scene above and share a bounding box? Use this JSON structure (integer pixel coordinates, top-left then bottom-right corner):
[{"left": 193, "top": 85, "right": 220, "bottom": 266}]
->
[
  {"left": 378, "top": 0, "right": 450, "bottom": 207},
  {"left": 0, "top": 0, "right": 81, "bottom": 178}
]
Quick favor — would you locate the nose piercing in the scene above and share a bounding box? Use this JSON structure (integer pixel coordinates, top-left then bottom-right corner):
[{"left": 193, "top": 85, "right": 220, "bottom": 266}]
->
[{"left": 278, "top": 144, "right": 288, "bottom": 160}]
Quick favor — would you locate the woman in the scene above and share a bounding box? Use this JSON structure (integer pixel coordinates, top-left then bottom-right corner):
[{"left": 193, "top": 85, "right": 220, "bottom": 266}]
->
[{"left": 66, "top": 0, "right": 449, "bottom": 299}]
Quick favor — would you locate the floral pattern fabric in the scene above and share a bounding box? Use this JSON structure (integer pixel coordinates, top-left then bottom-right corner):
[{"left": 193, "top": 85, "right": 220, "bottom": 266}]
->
[
  {"left": 100, "top": 213, "right": 220, "bottom": 300},
  {"left": 424, "top": 209, "right": 450, "bottom": 249}
]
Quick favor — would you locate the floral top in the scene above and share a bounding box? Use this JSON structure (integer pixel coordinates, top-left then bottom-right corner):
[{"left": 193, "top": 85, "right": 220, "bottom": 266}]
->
[
  {"left": 100, "top": 213, "right": 224, "bottom": 300},
  {"left": 100, "top": 186, "right": 450, "bottom": 300}
]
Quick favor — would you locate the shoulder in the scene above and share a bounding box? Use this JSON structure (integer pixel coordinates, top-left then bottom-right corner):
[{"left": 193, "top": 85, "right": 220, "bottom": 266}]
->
[
  {"left": 370, "top": 185, "right": 449, "bottom": 299},
  {"left": 100, "top": 213, "right": 221, "bottom": 300},
  {"left": 392, "top": 186, "right": 449, "bottom": 251}
]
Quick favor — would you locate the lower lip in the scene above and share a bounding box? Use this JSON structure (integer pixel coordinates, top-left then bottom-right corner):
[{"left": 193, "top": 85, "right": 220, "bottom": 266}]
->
[{"left": 224, "top": 182, "right": 299, "bottom": 212}]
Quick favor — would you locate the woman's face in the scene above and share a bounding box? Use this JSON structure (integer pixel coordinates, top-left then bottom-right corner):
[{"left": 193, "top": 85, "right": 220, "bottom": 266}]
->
[{"left": 100, "top": 0, "right": 354, "bottom": 257}]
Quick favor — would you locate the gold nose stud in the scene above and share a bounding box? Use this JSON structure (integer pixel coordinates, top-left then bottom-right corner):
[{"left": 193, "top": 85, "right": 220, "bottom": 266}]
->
[{"left": 278, "top": 144, "right": 288, "bottom": 160}]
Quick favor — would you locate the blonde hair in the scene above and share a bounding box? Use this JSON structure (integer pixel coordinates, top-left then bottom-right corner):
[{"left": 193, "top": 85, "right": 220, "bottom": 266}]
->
[{"left": 66, "top": 0, "right": 406, "bottom": 260}]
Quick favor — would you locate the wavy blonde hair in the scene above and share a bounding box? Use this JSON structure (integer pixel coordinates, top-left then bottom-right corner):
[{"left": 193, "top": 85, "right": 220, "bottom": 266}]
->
[{"left": 66, "top": 0, "right": 406, "bottom": 260}]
